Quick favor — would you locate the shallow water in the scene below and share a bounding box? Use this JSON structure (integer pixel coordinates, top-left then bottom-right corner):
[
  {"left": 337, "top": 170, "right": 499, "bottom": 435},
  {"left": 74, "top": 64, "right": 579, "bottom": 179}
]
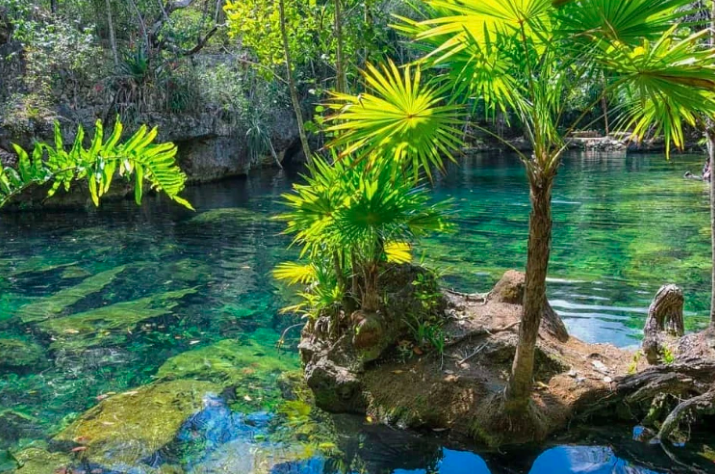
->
[{"left": 0, "top": 152, "right": 713, "bottom": 473}]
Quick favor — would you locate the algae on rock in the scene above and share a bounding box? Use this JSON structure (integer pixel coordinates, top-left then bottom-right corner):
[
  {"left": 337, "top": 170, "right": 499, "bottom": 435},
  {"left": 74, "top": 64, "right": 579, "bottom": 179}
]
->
[
  {"left": 157, "top": 330, "right": 299, "bottom": 411},
  {"left": 18, "top": 266, "right": 127, "bottom": 323},
  {"left": 186, "top": 207, "right": 264, "bottom": 227},
  {"left": 55, "top": 379, "right": 221, "bottom": 467},
  {"left": 38, "top": 287, "right": 197, "bottom": 350},
  {"left": 0, "top": 338, "right": 44, "bottom": 370},
  {"left": 10, "top": 447, "right": 72, "bottom": 474}
]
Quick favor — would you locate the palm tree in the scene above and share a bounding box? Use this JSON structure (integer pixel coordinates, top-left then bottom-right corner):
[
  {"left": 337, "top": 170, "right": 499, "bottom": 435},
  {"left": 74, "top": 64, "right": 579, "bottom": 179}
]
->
[
  {"left": 326, "top": 0, "right": 715, "bottom": 409},
  {"left": 276, "top": 153, "right": 453, "bottom": 316}
]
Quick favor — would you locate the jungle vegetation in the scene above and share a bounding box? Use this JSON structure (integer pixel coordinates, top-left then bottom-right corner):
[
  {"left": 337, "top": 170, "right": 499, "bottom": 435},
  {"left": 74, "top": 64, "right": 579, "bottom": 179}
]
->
[
  {"left": 3, "top": 0, "right": 715, "bottom": 420},
  {"left": 275, "top": 0, "right": 715, "bottom": 413}
]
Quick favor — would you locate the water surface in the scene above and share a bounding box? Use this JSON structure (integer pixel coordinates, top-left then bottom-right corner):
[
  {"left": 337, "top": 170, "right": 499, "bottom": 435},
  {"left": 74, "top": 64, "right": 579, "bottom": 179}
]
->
[{"left": 0, "top": 152, "right": 713, "bottom": 473}]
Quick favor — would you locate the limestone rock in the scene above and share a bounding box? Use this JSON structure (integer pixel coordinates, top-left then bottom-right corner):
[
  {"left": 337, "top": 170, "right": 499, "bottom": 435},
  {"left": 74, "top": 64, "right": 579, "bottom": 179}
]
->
[{"left": 55, "top": 379, "right": 221, "bottom": 466}]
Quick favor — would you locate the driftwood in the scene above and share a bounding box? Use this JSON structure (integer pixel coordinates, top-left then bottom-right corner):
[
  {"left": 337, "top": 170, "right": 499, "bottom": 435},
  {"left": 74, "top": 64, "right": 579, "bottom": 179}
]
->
[{"left": 642, "top": 284, "right": 684, "bottom": 364}]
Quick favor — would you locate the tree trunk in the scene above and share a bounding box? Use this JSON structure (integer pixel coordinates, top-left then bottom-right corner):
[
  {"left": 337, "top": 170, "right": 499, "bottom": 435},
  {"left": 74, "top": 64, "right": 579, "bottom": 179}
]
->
[
  {"left": 362, "top": 264, "right": 380, "bottom": 312},
  {"left": 127, "top": 0, "right": 150, "bottom": 55},
  {"left": 709, "top": 129, "right": 715, "bottom": 326},
  {"left": 105, "top": 0, "right": 119, "bottom": 67},
  {"left": 506, "top": 167, "right": 554, "bottom": 406},
  {"left": 278, "top": 0, "right": 312, "bottom": 164},
  {"left": 642, "top": 284, "right": 684, "bottom": 364},
  {"left": 334, "top": 0, "right": 347, "bottom": 94},
  {"left": 50, "top": 0, "right": 58, "bottom": 13},
  {"left": 709, "top": 0, "right": 715, "bottom": 327}
]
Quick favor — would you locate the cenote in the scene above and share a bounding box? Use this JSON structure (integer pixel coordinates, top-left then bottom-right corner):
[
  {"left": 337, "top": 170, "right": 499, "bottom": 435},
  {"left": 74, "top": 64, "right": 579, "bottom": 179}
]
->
[{"left": 1, "top": 152, "right": 714, "bottom": 473}]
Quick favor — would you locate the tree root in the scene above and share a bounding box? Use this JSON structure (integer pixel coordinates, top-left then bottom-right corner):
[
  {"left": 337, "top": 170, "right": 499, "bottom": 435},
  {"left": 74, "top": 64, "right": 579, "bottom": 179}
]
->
[{"left": 654, "top": 389, "right": 715, "bottom": 443}]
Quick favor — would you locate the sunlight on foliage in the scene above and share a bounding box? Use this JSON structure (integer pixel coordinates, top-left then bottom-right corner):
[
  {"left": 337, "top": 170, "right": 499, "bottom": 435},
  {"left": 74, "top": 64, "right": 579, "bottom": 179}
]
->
[
  {"left": 325, "top": 61, "right": 463, "bottom": 178},
  {"left": 1, "top": 119, "right": 192, "bottom": 209}
]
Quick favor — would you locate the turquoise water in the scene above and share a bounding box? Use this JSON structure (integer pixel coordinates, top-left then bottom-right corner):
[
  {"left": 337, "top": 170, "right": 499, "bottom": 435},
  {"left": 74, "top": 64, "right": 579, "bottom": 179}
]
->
[{"left": 0, "top": 152, "right": 713, "bottom": 473}]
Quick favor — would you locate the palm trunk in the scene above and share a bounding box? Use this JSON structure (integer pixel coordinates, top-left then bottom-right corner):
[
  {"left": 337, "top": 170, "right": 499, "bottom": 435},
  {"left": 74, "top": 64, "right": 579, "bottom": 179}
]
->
[
  {"left": 506, "top": 168, "right": 554, "bottom": 406},
  {"left": 278, "top": 0, "right": 312, "bottom": 164},
  {"left": 362, "top": 264, "right": 380, "bottom": 312},
  {"left": 709, "top": 129, "right": 715, "bottom": 326},
  {"left": 334, "top": 0, "right": 347, "bottom": 94},
  {"left": 105, "top": 0, "right": 119, "bottom": 67},
  {"left": 709, "top": 0, "right": 715, "bottom": 327}
]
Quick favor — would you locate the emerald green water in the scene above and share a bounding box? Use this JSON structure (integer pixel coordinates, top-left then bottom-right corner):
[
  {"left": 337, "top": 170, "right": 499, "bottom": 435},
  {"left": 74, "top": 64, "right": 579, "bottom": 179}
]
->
[{"left": 0, "top": 152, "right": 713, "bottom": 473}]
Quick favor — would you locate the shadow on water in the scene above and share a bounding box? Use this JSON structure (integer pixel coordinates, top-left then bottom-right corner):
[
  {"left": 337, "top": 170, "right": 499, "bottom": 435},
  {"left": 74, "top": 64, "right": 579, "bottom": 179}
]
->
[{"left": 1, "top": 154, "right": 715, "bottom": 473}]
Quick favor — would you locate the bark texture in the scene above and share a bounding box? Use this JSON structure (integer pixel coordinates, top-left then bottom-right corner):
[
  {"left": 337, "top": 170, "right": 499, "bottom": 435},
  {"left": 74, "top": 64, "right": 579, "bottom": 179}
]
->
[
  {"left": 507, "top": 170, "right": 554, "bottom": 405},
  {"left": 279, "top": 0, "right": 312, "bottom": 163},
  {"left": 642, "top": 284, "right": 684, "bottom": 364}
]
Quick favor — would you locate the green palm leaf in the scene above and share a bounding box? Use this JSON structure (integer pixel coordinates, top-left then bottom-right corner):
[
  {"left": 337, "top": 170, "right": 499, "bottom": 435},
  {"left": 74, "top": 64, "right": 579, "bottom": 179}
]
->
[
  {"left": 325, "top": 61, "right": 464, "bottom": 178},
  {"left": 1, "top": 119, "right": 192, "bottom": 209}
]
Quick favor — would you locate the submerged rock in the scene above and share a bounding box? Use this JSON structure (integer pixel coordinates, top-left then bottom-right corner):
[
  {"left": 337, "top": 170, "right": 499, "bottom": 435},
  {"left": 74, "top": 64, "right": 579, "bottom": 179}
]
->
[
  {"left": 0, "top": 338, "right": 44, "bottom": 371},
  {"left": 156, "top": 331, "right": 299, "bottom": 413},
  {"left": 55, "top": 379, "right": 221, "bottom": 467},
  {"left": 38, "top": 288, "right": 197, "bottom": 351},
  {"left": 18, "top": 266, "right": 127, "bottom": 324},
  {"left": 185, "top": 208, "right": 264, "bottom": 228},
  {"left": 10, "top": 447, "right": 72, "bottom": 474},
  {"left": 0, "top": 410, "right": 42, "bottom": 447}
]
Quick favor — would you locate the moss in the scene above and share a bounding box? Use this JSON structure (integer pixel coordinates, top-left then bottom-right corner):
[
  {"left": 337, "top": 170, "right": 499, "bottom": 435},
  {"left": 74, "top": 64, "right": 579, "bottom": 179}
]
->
[
  {"left": 186, "top": 207, "right": 264, "bottom": 226},
  {"left": 38, "top": 288, "right": 197, "bottom": 351},
  {"left": 0, "top": 338, "right": 44, "bottom": 370},
  {"left": 54, "top": 379, "right": 221, "bottom": 466},
  {"left": 19, "top": 266, "right": 127, "bottom": 323},
  {"left": 59, "top": 266, "right": 92, "bottom": 279},
  {"left": 156, "top": 331, "right": 299, "bottom": 412},
  {"left": 11, "top": 448, "right": 71, "bottom": 474}
]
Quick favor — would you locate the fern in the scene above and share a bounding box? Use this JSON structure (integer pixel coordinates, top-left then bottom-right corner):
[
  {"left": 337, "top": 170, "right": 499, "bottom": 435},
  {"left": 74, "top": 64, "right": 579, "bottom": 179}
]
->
[{"left": 0, "top": 119, "right": 193, "bottom": 210}]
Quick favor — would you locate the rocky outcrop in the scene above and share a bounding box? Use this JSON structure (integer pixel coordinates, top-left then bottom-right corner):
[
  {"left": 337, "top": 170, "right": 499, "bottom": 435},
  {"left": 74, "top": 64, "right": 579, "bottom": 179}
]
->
[
  {"left": 299, "top": 264, "right": 446, "bottom": 413},
  {"left": 299, "top": 269, "right": 715, "bottom": 448}
]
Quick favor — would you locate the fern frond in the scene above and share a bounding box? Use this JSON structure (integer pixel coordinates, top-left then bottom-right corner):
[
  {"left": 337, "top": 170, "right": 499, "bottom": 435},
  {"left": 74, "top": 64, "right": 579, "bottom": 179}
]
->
[{"left": 0, "top": 119, "right": 192, "bottom": 210}]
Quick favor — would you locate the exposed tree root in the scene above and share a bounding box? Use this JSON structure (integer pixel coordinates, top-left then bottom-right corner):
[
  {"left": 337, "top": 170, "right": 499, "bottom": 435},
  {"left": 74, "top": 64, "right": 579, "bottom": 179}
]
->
[{"left": 655, "top": 389, "right": 715, "bottom": 442}]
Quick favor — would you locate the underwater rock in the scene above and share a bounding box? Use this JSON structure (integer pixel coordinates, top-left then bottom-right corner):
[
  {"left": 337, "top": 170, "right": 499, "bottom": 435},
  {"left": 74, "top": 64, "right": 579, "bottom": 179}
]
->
[
  {"left": 10, "top": 447, "right": 72, "bottom": 474},
  {"left": 156, "top": 331, "right": 299, "bottom": 412},
  {"left": 0, "top": 338, "right": 44, "bottom": 370},
  {"left": 18, "top": 266, "right": 127, "bottom": 323},
  {"left": 185, "top": 208, "right": 263, "bottom": 228},
  {"left": 38, "top": 288, "right": 197, "bottom": 351},
  {"left": 53, "top": 347, "right": 136, "bottom": 371},
  {"left": 0, "top": 410, "right": 42, "bottom": 446},
  {"left": 55, "top": 379, "right": 221, "bottom": 467},
  {"left": 155, "top": 395, "right": 272, "bottom": 470},
  {"left": 60, "top": 266, "right": 93, "bottom": 280}
]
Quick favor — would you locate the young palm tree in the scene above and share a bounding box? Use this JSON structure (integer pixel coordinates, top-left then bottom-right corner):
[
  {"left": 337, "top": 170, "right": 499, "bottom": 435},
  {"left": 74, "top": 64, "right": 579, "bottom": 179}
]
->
[
  {"left": 276, "top": 154, "right": 453, "bottom": 316},
  {"left": 326, "top": 0, "right": 715, "bottom": 409}
]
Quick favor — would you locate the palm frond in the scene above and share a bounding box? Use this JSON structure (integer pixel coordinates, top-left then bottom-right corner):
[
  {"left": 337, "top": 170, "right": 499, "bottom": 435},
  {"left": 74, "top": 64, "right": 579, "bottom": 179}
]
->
[
  {"left": 2, "top": 119, "right": 192, "bottom": 209},
  {"left": 325, "top": 61, "right": 464, "bottom": 177}
]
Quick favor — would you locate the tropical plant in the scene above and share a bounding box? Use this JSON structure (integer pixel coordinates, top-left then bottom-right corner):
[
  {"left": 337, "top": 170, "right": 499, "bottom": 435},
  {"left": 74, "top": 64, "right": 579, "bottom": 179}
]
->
[
  {"left": 327, "top": 0, "right": 715, "bottom": 409},
  {"left": 326, "top": 61, "right": 464, "bottom": 179},
  {"left": 274, "top": 153, "right": 453, "bottom": 318},
  {"left": 0, "top": 119, "right": 192, "bottom": 209}
]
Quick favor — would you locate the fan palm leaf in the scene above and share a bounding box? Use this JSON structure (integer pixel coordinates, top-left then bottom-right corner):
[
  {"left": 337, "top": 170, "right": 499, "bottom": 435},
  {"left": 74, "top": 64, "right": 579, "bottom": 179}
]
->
[{"left": 325, "top": 61, "right": 463, "bottom": 178}]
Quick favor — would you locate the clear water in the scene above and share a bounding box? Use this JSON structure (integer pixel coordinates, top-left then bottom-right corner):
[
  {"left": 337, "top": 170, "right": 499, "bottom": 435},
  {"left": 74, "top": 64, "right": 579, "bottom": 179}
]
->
[{"left": 0, "top": 152, "right": 713, "bottom": 473}]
